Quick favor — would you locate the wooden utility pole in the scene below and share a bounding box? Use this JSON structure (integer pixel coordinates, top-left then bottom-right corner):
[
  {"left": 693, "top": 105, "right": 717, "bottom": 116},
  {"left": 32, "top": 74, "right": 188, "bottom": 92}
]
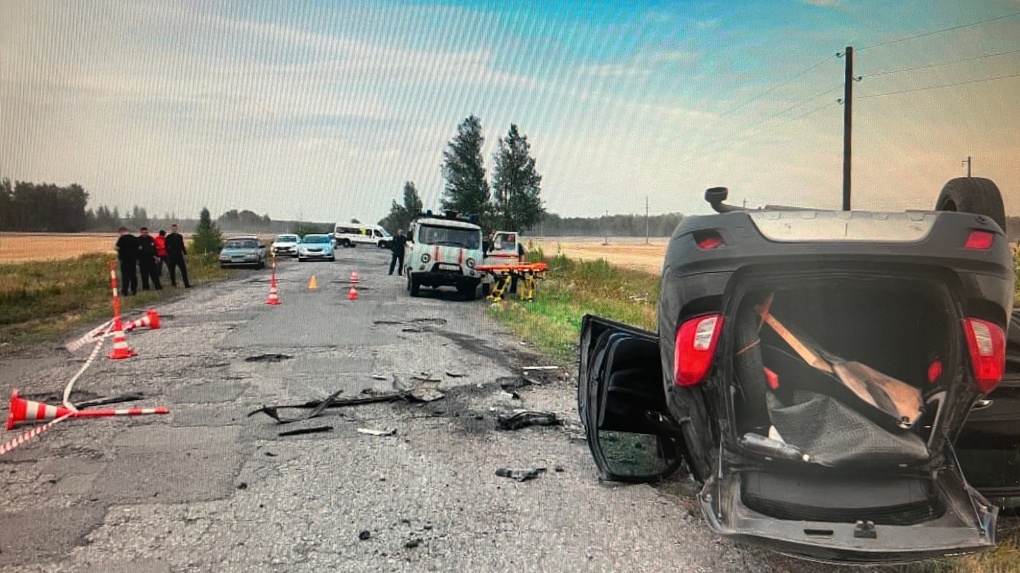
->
[
  {"left": 842, "top": 46, "right": 854, "bottom": 211},
  {"left": 963, "top": 156, "right": 972, "bottom": 177},
  {"left": 645, "top": 196, "right": 649, "bottom": 244}
]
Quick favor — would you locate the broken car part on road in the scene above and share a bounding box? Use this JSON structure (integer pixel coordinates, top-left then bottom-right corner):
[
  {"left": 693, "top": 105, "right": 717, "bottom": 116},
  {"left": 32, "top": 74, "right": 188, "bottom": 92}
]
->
[
  {"left": 247, "top": 388, "right": 445, "bottom": 424},
  {"left": 496, "top": 411, "right": 562, "bottom": 431},
  {"left": 495, "top": 467, "right": 547, "bottom": 482}
]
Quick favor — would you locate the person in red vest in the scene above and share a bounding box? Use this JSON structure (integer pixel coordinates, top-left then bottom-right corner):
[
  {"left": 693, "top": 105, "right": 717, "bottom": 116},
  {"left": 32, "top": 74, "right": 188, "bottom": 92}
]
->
[{"left": 154, "top": 230, "right": 169, "bottom": 279}]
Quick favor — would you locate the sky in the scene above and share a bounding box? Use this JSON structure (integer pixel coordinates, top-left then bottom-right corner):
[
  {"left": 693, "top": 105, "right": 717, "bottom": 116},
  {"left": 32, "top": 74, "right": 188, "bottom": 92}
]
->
[{"left": 1, "top": 0, "right": 1019, "bottom": 223}]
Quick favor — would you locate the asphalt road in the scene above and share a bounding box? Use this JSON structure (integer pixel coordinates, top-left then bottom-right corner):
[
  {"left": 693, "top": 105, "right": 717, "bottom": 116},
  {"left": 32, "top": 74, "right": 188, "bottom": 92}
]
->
[{"left": 0, "top": 246, "right": 779, "bottom": 573}]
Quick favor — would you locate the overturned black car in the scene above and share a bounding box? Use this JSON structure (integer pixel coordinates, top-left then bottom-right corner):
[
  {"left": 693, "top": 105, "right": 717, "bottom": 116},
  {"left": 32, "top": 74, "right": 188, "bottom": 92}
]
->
[{"left": 579, "top": 179, "right": 1017, "bottom": 564}]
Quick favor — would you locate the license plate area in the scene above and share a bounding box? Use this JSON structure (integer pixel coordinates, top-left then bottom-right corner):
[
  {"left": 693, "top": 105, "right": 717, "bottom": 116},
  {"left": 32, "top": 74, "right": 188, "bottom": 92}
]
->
[{"left": 438, "top": 263, "right": 460, "bottom": 271}]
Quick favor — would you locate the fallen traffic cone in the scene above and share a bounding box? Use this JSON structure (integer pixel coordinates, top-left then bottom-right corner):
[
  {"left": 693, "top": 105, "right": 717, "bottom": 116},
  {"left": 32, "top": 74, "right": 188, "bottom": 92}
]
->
[
  {"left": 71, "top": 406, "right": 169, "bottom": 419},
  {"left": 7, "top": 390, "right": 74, "bottom": 430},
  {"left": 308, "top": 275, "right": 318, "bottom": 290},
  {"left": 350, "top": 270, "right": 359, "bottom": 283},
  {"left": 348, "top": 285, "right": 358, "bottom": 300},
  {"left": 266, "top": 272, "right": 281, "bottom": 305},
  {"left": 124, "top": 309, "right": 161, "bottom": 332},
  {"left": 107, "top": 315, "right": 137, "bottom": 360}
]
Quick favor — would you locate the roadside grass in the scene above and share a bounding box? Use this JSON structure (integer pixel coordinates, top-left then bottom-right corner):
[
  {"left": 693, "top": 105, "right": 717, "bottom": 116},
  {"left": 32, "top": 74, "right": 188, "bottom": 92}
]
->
[
  {"left": 486, "top": 248, "right": 658, "bottom": 362},
  {"left": 0, "top": 253, "right": 229, "bottom": 351},
  {"left": 491, "top": 249, "right": 1020, "bottom": 573}
]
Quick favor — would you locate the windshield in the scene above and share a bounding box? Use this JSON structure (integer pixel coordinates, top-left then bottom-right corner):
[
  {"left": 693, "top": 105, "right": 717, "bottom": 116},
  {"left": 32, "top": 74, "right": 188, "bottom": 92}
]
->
[
  {"left": 276, "top": 235, "right": 298, "bottom": 243},
  {"left": 224, "top": 239, "right": 258, "bottom": 249},
  {"left": 302, "top": 235, "right": 330, "bottom": 243},
  {"left": 417, "top": 225, "right": 481, "bottom": 250}
]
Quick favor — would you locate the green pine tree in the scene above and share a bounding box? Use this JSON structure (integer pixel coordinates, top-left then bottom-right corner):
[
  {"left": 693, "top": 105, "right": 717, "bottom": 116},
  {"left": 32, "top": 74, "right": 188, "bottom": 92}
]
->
[
  {"left": 441, "top": 116, "right": 490, "bottom": 218},
  {"left": 191, "top": 207, "right": 223, "bottom": 254},
  {"left": 491, "top": 124, "right": 544, "bottom": 232}
]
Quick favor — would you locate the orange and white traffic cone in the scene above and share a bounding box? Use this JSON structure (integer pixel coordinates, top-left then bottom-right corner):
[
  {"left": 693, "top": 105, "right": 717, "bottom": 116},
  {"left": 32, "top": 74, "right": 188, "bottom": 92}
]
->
[
  {"left": 350, "top": 270, "right": 359, "bottom": 283},
  {"left": 124, "top": 309, "right": 161, "bottom": 332},
  {"left": 266, "top": 266, "right": 281, "bottom": 305},
  {"left": 308, "top": 275, "right": 318, "bottom": 290},
  {"left": 6, "top": 390, "right": 74, "bottom": 430},
  {"left": 348, "top": 285, "right": 358, "bottom": 300},
  {"left": 107, "top": 314, "right": 137, "bottom": 360}
]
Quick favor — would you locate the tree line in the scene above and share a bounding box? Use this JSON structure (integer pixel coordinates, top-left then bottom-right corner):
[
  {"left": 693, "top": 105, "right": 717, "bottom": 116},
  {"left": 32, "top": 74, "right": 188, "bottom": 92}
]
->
[{"left": 378, "top": 116, "right": 545, "bottom": 234}]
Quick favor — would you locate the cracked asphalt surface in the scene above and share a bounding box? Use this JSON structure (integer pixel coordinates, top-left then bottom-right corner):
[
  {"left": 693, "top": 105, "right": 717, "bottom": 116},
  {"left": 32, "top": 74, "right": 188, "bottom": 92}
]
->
[{"left": 0, "top": 247, "right": 778, "bottom": 572}]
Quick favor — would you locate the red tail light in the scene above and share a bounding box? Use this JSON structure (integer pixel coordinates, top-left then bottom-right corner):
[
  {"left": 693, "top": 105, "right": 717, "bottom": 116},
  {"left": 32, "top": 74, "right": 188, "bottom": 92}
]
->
[
  {"left": 964, "top": 230, "right": 994, "bottom": 250},
  {"left": 674, "top": 314, "right": 724, "bottom": 387},
  {"left": 962, "top": 318, "right": 1006, "bottom": 394},
  {"left": 694, "top": 231, "right": 724, "bottom": 250}
]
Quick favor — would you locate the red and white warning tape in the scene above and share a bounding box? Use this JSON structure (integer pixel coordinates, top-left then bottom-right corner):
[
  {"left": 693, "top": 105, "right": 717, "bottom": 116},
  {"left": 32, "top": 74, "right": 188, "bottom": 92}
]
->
[
  {"left": 62, "top": 321, "right": 114, "bottom": 411},
  {"left": 0, "top": 414, "right": 72, "bottom": 456},
  {"left": 65, "top": 319, "right": 114, "bottom": 353}
]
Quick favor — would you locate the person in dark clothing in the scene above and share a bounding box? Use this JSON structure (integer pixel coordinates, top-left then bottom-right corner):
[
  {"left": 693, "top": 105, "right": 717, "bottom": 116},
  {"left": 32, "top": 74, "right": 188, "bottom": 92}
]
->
[
  {"left": 165, "top": 224, "right": 192, "bottom": 288},
  {"left": 388, "top": 230, "right": 408, "bottom": 276},
  {"left": 115, "top": 227, "right": 139, "bottom": 296},
  {"left": 137, "top": 227, "right": 162, "bottom": 290}
]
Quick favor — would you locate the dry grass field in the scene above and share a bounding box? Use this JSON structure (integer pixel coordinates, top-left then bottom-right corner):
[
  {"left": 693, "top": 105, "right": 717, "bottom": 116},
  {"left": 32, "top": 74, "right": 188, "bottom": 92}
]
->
[
  {"left": 0, "top": 233, "right": 118, "bottom": 263},
  {"left": 530, "top": 237, "right": 668, "bottom": 274}
]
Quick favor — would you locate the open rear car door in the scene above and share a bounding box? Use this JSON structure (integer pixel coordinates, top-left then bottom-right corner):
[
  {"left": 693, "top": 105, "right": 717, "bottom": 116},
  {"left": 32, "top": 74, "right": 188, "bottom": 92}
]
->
[{"left": 578, "top": 315, "right": 686, "bottom": 482}]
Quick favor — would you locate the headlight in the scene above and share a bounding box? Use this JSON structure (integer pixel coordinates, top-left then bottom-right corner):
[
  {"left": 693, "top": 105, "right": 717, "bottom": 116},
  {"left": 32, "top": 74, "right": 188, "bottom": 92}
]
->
[
  {"left": 465, "top": 258, "right": 475, "bottom": 268},
  {"left": 421, "top": 253, "right": 430, "bottom": 263}
]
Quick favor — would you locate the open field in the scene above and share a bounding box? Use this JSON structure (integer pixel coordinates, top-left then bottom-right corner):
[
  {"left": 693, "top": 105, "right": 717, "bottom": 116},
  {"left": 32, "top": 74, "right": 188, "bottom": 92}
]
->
[
  {"left": 530, "top": 236, "right": 668, "bottom": 274},
  {"left": 0, "top": 233, "right": 118, "bottom": 263}
]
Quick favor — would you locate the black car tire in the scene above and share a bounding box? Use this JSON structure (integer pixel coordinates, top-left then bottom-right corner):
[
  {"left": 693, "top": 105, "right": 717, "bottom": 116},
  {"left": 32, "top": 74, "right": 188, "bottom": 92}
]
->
[
  {"left": 408, "top": 274, "right": 420, "bottom": 297},
  {"left": 329, "top": 255, "right": 335, "bottom": 262},
  {"left": 935, "top": 177, "right": 1007, "bottom": 232}
]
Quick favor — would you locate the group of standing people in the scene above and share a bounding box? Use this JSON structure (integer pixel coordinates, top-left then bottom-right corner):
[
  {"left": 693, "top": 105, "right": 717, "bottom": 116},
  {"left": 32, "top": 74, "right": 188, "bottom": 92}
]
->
[{"left": 115, "top": 224, "right": 191, "bottom": 296}]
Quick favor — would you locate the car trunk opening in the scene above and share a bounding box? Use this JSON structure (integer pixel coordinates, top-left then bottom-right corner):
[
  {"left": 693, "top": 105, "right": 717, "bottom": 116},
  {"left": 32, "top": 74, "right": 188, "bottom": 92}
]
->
[
  {"left": 701, "top": 271, "right": 997, "bottom": 559},
  {"left": 727, "top": 273, "right": 964, "bottom": 468}
]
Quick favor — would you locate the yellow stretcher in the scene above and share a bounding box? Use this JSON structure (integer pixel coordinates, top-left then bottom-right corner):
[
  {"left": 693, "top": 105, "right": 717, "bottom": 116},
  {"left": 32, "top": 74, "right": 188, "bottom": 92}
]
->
[{"left": 475, "top": 262, "right": 548, "bottom": 302}]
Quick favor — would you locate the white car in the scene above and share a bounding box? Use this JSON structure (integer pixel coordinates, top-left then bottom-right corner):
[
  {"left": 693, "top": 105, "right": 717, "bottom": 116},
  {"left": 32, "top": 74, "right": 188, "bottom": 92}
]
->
[
  {"left": 271, "top": 234, "right": 300, "bottom": 257},
  {"left": 297, "top": 234, "right": 336, "bottom": 262}
]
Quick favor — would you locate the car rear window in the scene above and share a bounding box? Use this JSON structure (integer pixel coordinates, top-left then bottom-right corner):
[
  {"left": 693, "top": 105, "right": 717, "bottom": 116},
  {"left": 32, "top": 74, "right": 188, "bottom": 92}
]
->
[{"left": 225, "top": 239, "right": 258, "bottom": 249}]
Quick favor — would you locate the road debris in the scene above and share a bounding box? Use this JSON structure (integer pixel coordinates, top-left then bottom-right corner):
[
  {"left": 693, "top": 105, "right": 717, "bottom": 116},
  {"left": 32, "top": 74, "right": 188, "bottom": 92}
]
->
[
  {"left": 445, "top": 371, "right": 465, "bottom": 378},
  {"left": 495, "top": 467, "right": 547, "bottom": 482},
  {"left": 371, "top": 374, "right": 388, "bottom": 381},
  {"left": 499, "top": 376, "right": 536, "bottom": 391},
  {"left": 521, "top": 366, "right": 560, "bottom": 371},
  {"left": 278, "top": 426, "right": 333, "bottom": 437},
  {"left": 358, "top": 530, "right": 371, "bottom": 541},
  {"left": 75, "top": 392, "right": 145, "bottom": 409},
  {"left": 496, "top": 411, "right": 561, "bottom": 431},
  {"left": 405, "top": 538, "right": 422, "bottom": 549},
  {"left": 357, "top": 428, "right": 397, "bottom": 436},
  {"left": 248, "top": 388, "right": 444, "bottom": 423},
  {"left": 244, "top": 353, "right": 292, "bottom": 363}
]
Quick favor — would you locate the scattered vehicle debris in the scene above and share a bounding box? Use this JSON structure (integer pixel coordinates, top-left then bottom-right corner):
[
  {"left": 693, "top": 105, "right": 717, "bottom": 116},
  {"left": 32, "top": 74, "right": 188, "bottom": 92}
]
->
[
  {"left": 75, "top": 392, "right": 145, "bottom": 409},
  {"left": 405, "top": 538, "right": 422, "bottom": 549},
  {"left": 358, "top": 530, "right": 371, "bottom": 541},
  {"left": 496, "top": 411, "right": 561, "bottom": 431},
  {"left": 248, "top": 388, "right": 443, "bottom": 423},
  {"left": 357, "top": 428, "right": 397, "bottom": 436},
  {"left": 408, "top": 388, "right": 444, "bottom": 403},
  {"left": 498, "top": 377, "right": 534, "bottom": 391},
  {"left": 522, "top": 366, "right": 560, "bottom": 372},
  {"left": 244, "top": 353, "right": 292, "bottom": 363},
  {"left": 495, "top": 467, "right": 547, "bottom": 482},
  {"left": 278, "top": 426, "right": 333, "bottom": 437},
  {"left": 445, "top": 371, "right": 465, "bottom": 378},
  {"left": 371, "top": 374, "right": 388, "bottom": 381}
]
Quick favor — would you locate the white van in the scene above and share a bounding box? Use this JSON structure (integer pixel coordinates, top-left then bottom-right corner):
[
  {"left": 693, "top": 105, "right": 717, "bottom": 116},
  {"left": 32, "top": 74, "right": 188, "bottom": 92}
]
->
[{"left": 333, "top": 223, "right": 393, "bottom": 249}]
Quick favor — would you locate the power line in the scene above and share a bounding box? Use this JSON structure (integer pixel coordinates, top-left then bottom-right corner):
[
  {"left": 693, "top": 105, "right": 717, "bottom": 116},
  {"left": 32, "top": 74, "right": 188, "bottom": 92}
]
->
[
  {"left": 859, "top": 10, "right": 1020, "bottom": 52},
  {"left": 865, "top": 49, "right": 1020, "bottom": 78},
  {"left": 714, "top": 57, "right": 833, "bottom": 119},
  {"left": 859, "top": 71, "right": 1020, "bottom": 99}
]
